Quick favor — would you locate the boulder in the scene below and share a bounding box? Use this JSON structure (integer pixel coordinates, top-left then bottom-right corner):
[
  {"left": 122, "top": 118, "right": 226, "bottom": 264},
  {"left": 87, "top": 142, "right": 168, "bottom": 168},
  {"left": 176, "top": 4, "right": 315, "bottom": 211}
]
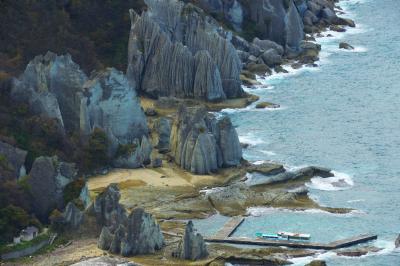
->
[
  {"left": 151, "top": 158, "right": 163, "bottom": 168},
  {"left": 11, "top": 52, "right": 87, "bottom": 132},
  {"left": 0, "top": 141, "right": 27, "bottom": 179},
  {"left": 170, "top": 106, "right": 242, "bottom": 174},
  {"left": 62, "top": 202, "right": 84, "bottom": 229},
  {"left": 80, "top": 68, "right": 148, "bottom": 154},
  {"left": 253, "top": 38, "right": 284, "bottom": 55},
  {"left": 339, "top": 42, "right": 354, "bottom": 50},
  {"left": 305, "top": 260, "right": 327, "bottom": 266},
  {"left": 90, "top": 184, "right": 127, "bottom": 231},
  {"left": 261, "top": 49, "right": 283, "bottom": 67},
  {"left": 172, "top": 221, "right": 208, "bottom": 260},
  {"left": 335, "top": 17, "right": 356, "bottom": 27},
  {"left": 330, "top": 25, "right": 346, "bottom": 32},
  {"left": 28, "top": 156, "right": 78, "bottom": 220}
]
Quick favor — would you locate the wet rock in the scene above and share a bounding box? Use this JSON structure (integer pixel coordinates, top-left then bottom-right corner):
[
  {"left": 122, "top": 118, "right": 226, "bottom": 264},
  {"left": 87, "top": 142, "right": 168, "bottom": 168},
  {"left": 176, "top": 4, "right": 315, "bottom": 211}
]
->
[
  {"left": 90, "top": 184, "right": 127, "bottom": 231},
  {"left": 305, "top": 260, "right": 326, "bottom": 266},
  {"left": 11, "top": 52, "right": 87, "bottom": 132},
  {"left": 155, "top": 118, "right": 172, "bottom": 153},
  {"left": 274, "top": 65, "right": 289, "bottom": 74},
  {"left": 261, "top": 49, "right": 283, "bottom": 67},
  {"left": 255, "top": 102, "right": 280, "bottom": 109},
  {"left": 170, "top": 105, "right": 242, "bottom": 174},
  {"left": 0, "top": 141, "right": 27, "bottom": 179},
  {"left": 395, "top": 234, "right": 400, "bottom": 248},
  {"left": 321, "top": 7, "right": 337, "bottom": 23},
  {"left": 336, "top": 246, "right": 382, "bottom": 257},
  {"left": 330, "top": 25, "right": 346, "bottom": 32},
  {"left": 172, "top": 221, "right": 208, "bottom": 260},
  {"left": 339, "top": 42, "right": 354, "bottom": 50},
  {"left": 246, "top": 63, "right": 271, "bottom": 75},
  {"left": 247, "top": 163, "right": 285, "bottom": 175},
  {"left": 62, "top": 202, "right": 84, "bottom": 229},
  {"left": 335, "top": 17, "right": 356, "bottom": 27},
  {"left": 80, "top": 68, "right": 148, "bottom": 154},
  {"left": 28, "top": 156, "right": 78, "bottom": 220}
]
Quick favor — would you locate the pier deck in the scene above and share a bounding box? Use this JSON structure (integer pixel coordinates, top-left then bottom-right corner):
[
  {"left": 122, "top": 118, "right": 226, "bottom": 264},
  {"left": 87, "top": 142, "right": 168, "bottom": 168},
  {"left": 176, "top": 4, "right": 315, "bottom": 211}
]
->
[
  {"left": 213, "top": 216, "right": 245, "bottom": 239},
  {"left": 206, "top": 217, "right": 377, "bottom": 250}
]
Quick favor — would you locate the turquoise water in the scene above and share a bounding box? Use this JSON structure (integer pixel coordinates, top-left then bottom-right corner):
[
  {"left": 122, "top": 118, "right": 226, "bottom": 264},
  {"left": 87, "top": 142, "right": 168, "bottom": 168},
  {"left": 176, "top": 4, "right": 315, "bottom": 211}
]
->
[{"left": 195, "top": 0, "right": 400, "bottom": 264}]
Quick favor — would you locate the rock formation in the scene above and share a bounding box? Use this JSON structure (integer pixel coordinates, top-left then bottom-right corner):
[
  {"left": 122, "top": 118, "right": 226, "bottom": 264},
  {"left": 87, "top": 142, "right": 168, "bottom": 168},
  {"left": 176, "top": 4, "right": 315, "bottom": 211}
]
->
[
  {"left": 90, "top": 184, "right": 127, "bottom": 231},
  {"left": 93, "top": 184, "right": 164, "bottom": 256},
  {"left": 11, "top": 52, "right": 87, "bottom": 133},
  {"left": 27, "top": 156, "right": 78, "bottom": 220},
  {"left": 0, "top": 141, "right": 27, "bottom": 179},
  {"left": 170, "top": 105, "right": 242, "bottom": 174},
  {"left": 62, "top": 202, "right": 84, "bottom": 229},
  {"left": 395, "top": 234, "right": 400, "bottom": 248},
  {"left": 127, "top": 0, "right": 244, "bottom": 102},
  {"left": 80, "top": 68, "right": 148, "bottom": 153},
  {"left": 172, "top": 221, "right": 208, "bottom": 260},
  {"left": 113, "top": 136, "right": 152, "bottom": 169}
]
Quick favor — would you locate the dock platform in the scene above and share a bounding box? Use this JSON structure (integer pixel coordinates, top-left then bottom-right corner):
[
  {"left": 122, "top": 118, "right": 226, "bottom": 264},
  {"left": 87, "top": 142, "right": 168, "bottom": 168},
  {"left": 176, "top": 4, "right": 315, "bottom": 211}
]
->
[{"left": 205, "top": 217, "right": 377, "bottom": 250}]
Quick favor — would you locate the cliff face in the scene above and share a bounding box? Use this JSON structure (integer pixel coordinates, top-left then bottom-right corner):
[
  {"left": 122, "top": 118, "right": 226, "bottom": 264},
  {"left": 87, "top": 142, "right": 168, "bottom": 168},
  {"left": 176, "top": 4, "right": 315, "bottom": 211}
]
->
[{"left": 127, "top": 0, "right": 244, "bottom": 102}]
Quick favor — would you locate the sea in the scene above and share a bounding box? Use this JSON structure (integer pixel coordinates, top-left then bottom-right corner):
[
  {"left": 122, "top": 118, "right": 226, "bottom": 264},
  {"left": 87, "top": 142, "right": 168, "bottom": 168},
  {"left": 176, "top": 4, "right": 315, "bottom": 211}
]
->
[{"left": 194, "top": 0, "right": 400, "bottom": 265}]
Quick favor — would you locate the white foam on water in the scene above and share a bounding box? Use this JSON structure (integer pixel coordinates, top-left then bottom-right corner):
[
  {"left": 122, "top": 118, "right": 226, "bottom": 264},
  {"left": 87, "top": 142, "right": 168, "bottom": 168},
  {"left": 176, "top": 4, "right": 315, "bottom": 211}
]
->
[
  {"left": 246, "top": 206, "right": 363, "bottom": 217},
  {"left": 306, "top": 171, "right": 354, "bottom": 191},
  {"left": 239, "top": 133, "right": 266, "bottom": 146},
  {"left": 347, "top": 199, "right": 365, "bottom": 203},
  {"left": 199, "top": 186, "right": 225, "bottom": 195},
  {"left": 259, "top": 150, "right": 276, "bottom": 156}
]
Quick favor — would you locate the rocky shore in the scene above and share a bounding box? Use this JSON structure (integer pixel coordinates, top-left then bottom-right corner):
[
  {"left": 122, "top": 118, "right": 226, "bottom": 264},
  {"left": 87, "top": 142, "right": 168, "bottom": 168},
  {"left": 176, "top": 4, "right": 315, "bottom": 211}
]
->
[{"left": 0, "top": 0, "right": 368, "bottom": 265}]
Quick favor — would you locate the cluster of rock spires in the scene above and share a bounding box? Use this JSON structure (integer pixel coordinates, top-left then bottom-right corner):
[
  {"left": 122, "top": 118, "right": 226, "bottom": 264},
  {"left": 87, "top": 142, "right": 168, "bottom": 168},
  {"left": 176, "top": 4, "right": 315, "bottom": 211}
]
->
[
  {"left": 127, "top": 0, "right": 244, "bottom": 102},
  {"left": 91, "top": 184, "right": 165, "bottom": 256},
  {"left": 10, "top": 52, "right": 150, "bottom": 168},
  {"left": 170, "top": 105, "right": 242, "bottom": 174}
]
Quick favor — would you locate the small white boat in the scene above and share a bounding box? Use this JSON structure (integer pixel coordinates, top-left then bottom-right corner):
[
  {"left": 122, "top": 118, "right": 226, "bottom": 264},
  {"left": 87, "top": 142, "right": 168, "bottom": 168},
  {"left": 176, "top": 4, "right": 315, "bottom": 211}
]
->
[{"left": 277, "top": 231, "right": 311, "bottom": 240}]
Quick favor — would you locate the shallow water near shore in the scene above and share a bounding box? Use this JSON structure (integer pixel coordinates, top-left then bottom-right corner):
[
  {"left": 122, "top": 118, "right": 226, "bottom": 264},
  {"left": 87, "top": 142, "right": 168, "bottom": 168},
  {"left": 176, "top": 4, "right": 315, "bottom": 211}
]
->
[{"left": 195, "top": 0, "right": 400, "bottom": 264}]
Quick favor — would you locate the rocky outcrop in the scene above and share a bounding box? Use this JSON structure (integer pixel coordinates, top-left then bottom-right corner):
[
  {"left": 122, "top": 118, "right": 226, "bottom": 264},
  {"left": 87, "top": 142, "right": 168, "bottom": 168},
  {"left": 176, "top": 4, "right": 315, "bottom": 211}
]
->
[
  {"left": 90, "top": 184, "right": 127, "bottom": 231},
  {"left": 0, "top": 141, "right": 27, "bottom": 179},
  {"left": 305, "top": 260, "right": 327, "bottom": 266},
  {"left": 80, "top": 68, "right": 148, "bottom": 153},
  {"left": 27, "top": 156, "right": 78, "bottom": 220},
  {"left": 172, "top": 221, "right": 208, "bottom": 260},
  {"left": 11, "top": 52, "right": 87, "bottom": 132},
  {"left": 339, "top": 42, "right": 354, "bottom": 50},
  {"left": 98, "top": 208, "right": 164, "bottom": 256},
  {"left": 395, "top": 234, "right": 400, "bottom": 248},
  {"left": 62, "top": 202, "right": 84, "bottom": 229},
  {"left": 113, "top": 136, "right": 152, "bottom": 169},
  {"left": 170, "top": 105, "right": 242, "bottom": 174},
  {"left": 127, "top": 0, "right": 244, "bottom": 102},
  {"left": 12, "top": 54, "right": 149, "bottom": 169},
  {"left": 92, "top": 184, "right": 164, "bottom": 256}
]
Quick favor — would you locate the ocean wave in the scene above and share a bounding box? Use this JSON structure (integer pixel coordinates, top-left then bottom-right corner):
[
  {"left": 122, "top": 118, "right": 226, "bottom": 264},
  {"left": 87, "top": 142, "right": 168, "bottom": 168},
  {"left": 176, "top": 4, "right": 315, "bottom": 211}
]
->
[
  {"left": 306, "top": 171, "right": 354, "bottom": 191},
  {"left": 239, "top": 133, "right": 266, "bottom": 146}
]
